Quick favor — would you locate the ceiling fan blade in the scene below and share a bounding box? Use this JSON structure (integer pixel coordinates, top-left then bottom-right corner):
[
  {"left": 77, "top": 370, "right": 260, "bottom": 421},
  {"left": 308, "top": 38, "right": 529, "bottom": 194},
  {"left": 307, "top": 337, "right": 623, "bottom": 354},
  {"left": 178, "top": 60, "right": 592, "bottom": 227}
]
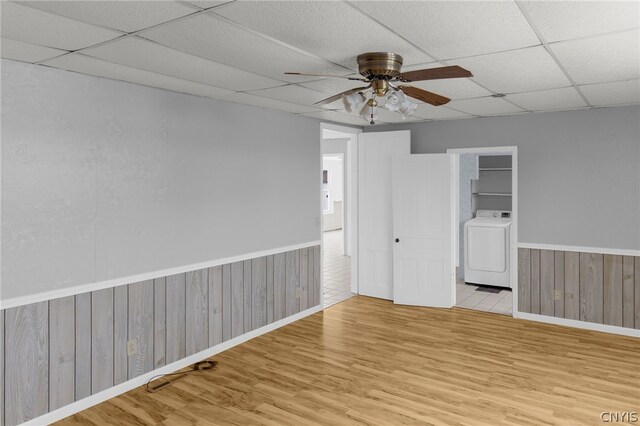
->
[
  {"left": 314, "top": 85, "right": 371, "bottom": 106},
  {"left": 285, "top": 72, "right": 367, "bottom": 81},
  {"left": 398, "top": 65, "right": 472, "bottom": 82},
  {"left": 398, "top": 85, "right": 450, "bottom": 106}
]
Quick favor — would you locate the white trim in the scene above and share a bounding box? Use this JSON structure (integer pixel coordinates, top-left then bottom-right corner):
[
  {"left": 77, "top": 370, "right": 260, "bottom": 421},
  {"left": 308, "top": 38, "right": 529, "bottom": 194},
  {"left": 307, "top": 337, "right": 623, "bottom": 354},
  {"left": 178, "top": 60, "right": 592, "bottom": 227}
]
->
[
  {"left": 0, "top": 240, "right": 321, "bottom": 310},
  {"left": 447, "top": 146, "right": 519, "bottom": 319},
  {"left": 518, "top": 242, "right": 640, "bottom": 257},
  {"left": 21, "top": 304, "right": 323, "bottom": 426},
  {"left": 517, "top": 312, "right": 640, "bottom": 338},
  {"left": 350, "top": 132, "right": 359, "bottom": 294},
  {"left": 447, "top": 146, "right": 518, "bottom": 155}
]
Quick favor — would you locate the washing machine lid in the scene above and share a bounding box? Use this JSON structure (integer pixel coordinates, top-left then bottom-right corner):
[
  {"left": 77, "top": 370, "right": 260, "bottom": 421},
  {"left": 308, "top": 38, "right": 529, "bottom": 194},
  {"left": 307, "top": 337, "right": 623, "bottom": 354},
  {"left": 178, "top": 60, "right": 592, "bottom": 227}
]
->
[{"left": 465, "top": 217, "right": 512, "bottom": 228}]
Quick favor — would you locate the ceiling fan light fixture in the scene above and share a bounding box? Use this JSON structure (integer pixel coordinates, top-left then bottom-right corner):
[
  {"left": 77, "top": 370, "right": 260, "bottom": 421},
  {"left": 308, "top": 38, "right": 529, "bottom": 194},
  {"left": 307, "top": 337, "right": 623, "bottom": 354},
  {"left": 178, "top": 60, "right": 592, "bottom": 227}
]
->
[
  {"left": 385, "top": 89, "right": 417, "bottom": 119},
  {"left": 398, "top": 100, "right": 417, "bottom": 119},
  {"left": 288, "top": 52, "right": 470, "bottom": 124},
  {"left": 360, "top": 103, "right": 378, "bottom": 124},
  {"left": 342, "top": 92, "right": 366, "bottom": 113},
  {"left": 384, "top": 89, "right": 407, "bottom": 112}
]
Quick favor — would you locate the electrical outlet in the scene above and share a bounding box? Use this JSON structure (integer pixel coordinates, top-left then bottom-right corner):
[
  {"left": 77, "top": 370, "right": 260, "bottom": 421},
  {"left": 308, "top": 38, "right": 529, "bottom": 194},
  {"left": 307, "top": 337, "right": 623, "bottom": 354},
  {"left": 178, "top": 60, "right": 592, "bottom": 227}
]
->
[
  {"left": 127, "top": 339, "right": 138, "bottom": 356},
  {"left": 554, "top": 289, "right": 561, "bottom": 301}
]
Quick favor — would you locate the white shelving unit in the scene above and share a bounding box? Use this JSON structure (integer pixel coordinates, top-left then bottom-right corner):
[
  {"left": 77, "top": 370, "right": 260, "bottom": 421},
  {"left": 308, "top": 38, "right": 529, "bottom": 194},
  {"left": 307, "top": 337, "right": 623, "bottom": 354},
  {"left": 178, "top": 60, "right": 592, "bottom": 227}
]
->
[
  {"left": 473, "top": 156, "right": 513, "bottom": 211},
  {"left": 473, "top": 192, "right": 512, "bottom": 196}
]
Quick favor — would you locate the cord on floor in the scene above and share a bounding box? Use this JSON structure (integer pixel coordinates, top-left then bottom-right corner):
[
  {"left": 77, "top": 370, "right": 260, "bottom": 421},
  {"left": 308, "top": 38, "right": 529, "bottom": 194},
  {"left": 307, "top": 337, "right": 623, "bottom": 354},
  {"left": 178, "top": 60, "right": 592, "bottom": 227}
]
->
[{"left": 145, "top": 359, "right": 218, "bottom": 393}]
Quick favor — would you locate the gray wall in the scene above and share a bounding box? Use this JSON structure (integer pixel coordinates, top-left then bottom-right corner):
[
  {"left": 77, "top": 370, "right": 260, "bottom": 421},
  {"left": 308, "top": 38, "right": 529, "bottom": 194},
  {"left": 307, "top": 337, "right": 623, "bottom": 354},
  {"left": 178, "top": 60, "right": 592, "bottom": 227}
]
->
[
  {"left": 367, "top": 105, "right": 640, "bottom": 251},
  {"left": 1, "top": 60, "right": 321, "bottom": 301}
]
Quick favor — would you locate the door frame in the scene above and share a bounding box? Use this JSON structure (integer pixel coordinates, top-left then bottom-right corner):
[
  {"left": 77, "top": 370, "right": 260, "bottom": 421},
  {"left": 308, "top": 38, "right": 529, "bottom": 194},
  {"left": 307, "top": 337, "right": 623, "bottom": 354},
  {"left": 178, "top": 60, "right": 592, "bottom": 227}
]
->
[
  {"left": 320, "top": 122, "right": 362, "bottom": 298},
  {"left": 447, "top": 146, "right": 519, "bottom": 318}
]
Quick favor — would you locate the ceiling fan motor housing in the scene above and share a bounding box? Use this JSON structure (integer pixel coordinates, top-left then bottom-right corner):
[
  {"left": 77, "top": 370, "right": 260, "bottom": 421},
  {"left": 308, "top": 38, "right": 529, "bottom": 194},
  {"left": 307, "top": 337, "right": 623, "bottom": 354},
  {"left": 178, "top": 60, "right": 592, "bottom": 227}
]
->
[{"left": 357, "top": 52, "right": 404, "bottom": 80}]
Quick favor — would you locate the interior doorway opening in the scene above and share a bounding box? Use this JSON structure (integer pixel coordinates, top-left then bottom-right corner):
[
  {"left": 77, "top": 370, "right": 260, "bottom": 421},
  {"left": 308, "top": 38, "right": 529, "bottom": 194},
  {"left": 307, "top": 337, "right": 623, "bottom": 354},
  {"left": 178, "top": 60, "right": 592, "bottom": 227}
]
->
[
  {"left": 449, "top": 147, "right": 518, "bottom": 316},
  {"left": 321, "top": 127, "right": 357, "bottom": 307}
]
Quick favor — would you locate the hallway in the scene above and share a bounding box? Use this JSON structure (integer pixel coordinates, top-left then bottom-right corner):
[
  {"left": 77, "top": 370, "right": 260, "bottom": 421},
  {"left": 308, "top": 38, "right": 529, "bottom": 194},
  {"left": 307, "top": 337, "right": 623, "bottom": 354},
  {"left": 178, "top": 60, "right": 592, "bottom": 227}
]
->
[{"left": 322, "top": 230, "right": 354, "bottom": 307}]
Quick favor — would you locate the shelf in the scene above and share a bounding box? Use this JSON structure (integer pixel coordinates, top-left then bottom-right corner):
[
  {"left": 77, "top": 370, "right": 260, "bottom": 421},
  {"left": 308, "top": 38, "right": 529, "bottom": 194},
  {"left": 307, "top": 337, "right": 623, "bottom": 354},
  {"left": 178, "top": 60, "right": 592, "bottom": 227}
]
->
[
  {"left": 479, "top": 168, "right": 512, "bottom": 171},
  {"left": 473, "top": 192, "right": 512, "bottom": 197}
]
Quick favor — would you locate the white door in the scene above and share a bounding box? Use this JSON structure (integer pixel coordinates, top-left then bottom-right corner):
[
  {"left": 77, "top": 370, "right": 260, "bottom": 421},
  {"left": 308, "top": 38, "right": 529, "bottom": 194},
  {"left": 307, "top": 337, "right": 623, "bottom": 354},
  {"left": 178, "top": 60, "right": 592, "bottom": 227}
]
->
[
  {"left": 392, "top": 154, "right": 454, "bottom": 307},
  {"left": 358, "top": 130, "right": 410, "bottom": 299}
]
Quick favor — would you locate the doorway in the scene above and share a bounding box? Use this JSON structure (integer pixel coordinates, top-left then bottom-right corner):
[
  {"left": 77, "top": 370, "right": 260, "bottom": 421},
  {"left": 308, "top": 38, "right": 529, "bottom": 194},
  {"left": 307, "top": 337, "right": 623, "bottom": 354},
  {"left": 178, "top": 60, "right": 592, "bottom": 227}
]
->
[
  {"left": 321, "top": 124, "right": 359, "bottom": 307},
  {"left": 449, "top": 147, "right": 518, "bottom": 317}
]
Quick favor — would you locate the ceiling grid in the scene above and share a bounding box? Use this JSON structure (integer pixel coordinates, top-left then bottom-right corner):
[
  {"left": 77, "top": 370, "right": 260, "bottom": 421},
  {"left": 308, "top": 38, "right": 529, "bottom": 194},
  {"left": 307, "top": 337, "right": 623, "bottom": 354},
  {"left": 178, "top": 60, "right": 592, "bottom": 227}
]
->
[{"left": 514, "top": 0, "right": 592, "bottom": 107}]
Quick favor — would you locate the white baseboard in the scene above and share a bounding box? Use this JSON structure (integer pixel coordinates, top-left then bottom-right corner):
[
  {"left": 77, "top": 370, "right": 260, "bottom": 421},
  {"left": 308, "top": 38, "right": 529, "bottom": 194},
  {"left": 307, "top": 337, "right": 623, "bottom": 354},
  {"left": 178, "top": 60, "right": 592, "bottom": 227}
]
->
[
  {"left": 1, "top": 240, "right": 321, "bottom": 310},
  {"left": 517, "top": 242, "right": 640, "bottom": 257},
  {"left": 516, "top": 312, "right": 640, "bottom": 338},
  {"left": 21, "top": 304, "right": 323, "bottom": 426}
]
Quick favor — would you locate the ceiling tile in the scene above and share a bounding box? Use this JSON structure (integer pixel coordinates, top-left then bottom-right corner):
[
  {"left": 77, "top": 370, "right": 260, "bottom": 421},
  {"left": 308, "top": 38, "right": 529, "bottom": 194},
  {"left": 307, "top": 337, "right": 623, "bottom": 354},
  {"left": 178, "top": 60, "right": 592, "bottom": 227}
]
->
[
  {"left": 139, "top": 13, "right": 350, "bottom": 82},
  {"left": 229, "top": 93, "right": 320, "bottom": 114},
  {"left": 0, "top": 2, "right": 122, "bottom": 50},
  {"left": 42, "top": 53, "right": 236, "bottom": 100},
  {"left": 455, "top": 46, "right": 571, "bottom": 93},
  {"left": 413, "top": 104, "right": 473, "bottom": 120},
  {"left": 1, "top": 38, "right": 66, "bottom": 63},
  {"left": 247, "top": 84, "right": 330, "bottom": 107},
  {"left": 16, "top": 1, "right": 196, "bottom": 33},
  {"left": 506, "top": 87, "right": 587, "bottom": 111},
  {"left": 82, "top": 37, "right": 284, "bottom": 91},
  {"left": 302, "top": 110, "right": 367, "bottom": 126},
  {"left": 520, "top": 1, "right": 640, "bottom": 43},
  {"left": 580, "top": 80, "right": 640, "bottom": 106},
  {"left": 351, "top": 1, "right": 540, "bottom": 60},
  {"left": 447, "top": 97, "right": 524, "bottom": 116},
  {"left": 212, "top": 1, "right": 433, "bottom": 70},
  {"left": 374, "top": 108, "right": 428, "bottom": 124},
  {"left": 550, "top": 29, "right": 640, "bottom": 85},
  {"left": 185, "top": 1, "right": 234, "bottom": 10}
]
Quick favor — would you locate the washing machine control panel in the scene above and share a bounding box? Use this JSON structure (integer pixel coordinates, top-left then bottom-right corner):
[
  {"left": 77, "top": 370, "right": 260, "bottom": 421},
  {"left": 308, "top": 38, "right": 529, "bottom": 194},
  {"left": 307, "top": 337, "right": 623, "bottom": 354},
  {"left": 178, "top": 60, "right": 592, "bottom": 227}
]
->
[{"left": 476, "top": 210, "right": 511, "bottom": 219}]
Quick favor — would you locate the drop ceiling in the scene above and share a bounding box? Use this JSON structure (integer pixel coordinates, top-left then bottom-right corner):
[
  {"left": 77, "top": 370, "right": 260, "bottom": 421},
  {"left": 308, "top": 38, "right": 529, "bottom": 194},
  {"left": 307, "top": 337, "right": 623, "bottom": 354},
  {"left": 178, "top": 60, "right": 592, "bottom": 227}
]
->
[{"left": 1, "top": 1, "right": 639, "bottom": 126}]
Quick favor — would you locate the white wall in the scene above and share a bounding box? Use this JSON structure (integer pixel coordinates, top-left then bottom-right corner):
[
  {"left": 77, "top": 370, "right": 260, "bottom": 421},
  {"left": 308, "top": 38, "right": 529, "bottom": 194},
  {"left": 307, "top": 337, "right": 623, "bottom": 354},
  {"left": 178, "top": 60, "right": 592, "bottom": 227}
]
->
[
  {"left": 1, "top": 59, "right": 321, "bottom": 302},
  {"left": 367, "top": 105, "right": 640, "bottom": 251}
]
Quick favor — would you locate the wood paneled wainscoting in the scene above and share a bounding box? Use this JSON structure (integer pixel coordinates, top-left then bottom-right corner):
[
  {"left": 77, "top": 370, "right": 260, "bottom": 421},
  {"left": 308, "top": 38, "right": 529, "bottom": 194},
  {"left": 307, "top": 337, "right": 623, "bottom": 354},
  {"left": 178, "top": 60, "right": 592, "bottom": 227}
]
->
[
  {"left": 0, "top": 245, "right": 321, "bottom": 426},
  {"left": 518, "top": 248, "right": 640, "bottom": 329}
]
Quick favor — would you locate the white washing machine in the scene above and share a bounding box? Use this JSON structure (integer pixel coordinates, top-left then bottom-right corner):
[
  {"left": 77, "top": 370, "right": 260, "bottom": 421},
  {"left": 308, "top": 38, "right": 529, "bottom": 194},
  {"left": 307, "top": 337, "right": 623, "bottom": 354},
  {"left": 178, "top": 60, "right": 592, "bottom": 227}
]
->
[{"left": 464, "top": 210, "right": 512, "bottom": 288}]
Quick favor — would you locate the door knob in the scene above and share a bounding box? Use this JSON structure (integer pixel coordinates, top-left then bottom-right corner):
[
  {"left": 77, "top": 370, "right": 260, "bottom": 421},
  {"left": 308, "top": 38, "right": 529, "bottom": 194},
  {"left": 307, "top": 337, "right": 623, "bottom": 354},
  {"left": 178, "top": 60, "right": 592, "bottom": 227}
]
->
[{"left": 395, "top": 238, "right": 400, "bottom": 243}]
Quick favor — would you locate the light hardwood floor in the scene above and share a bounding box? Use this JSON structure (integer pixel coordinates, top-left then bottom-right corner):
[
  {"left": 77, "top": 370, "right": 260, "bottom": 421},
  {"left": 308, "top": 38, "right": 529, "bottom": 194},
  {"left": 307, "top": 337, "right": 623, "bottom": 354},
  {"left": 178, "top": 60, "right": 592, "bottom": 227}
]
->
[{"left": 57, "top": 296, "right": 640, "bottom": 426}]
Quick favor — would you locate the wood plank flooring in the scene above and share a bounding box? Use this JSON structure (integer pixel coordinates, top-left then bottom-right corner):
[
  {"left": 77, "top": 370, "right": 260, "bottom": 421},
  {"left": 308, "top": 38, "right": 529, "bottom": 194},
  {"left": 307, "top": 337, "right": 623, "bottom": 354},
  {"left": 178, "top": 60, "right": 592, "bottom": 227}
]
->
[{"left": 56, "top": 296, "right": 640, "bottom": 426}]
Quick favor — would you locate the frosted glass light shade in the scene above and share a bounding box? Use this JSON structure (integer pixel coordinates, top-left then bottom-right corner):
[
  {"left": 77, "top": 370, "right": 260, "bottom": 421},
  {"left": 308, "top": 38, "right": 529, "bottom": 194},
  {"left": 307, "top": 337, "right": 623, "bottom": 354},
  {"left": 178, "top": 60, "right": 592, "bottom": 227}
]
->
[
  {"left": 385, "top": 89, "right": 407, "bottom": 112},
  {"left": 398, "top": 101, "right": 417, "bottom": 119},
  {"left": 342, "top": 92, "right": 366, "bottom": 113},
  {"left": 385, "top": 89, "right": 417, "bottom": 119},
  {"left": 359, "top": 103, "right": 378, "bottom": 123}
]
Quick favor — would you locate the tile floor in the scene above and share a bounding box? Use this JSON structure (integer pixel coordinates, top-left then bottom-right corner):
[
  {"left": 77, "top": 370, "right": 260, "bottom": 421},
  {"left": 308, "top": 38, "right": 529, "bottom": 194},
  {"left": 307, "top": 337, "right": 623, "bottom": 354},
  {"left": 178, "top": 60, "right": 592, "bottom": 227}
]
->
[
  {"left": 323, "top": 229, "right": 355, "bottom": 307},
  {"left": 456, "top": 278, "right": 513, "bottom": 315}
]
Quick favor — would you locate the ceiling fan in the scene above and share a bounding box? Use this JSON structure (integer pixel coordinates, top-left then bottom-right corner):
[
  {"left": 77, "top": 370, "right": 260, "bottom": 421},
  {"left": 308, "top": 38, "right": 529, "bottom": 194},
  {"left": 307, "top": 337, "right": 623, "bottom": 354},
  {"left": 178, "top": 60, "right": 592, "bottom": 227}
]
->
[{"left": 286, "top": 52, "right": 472, "bottom": 124}]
